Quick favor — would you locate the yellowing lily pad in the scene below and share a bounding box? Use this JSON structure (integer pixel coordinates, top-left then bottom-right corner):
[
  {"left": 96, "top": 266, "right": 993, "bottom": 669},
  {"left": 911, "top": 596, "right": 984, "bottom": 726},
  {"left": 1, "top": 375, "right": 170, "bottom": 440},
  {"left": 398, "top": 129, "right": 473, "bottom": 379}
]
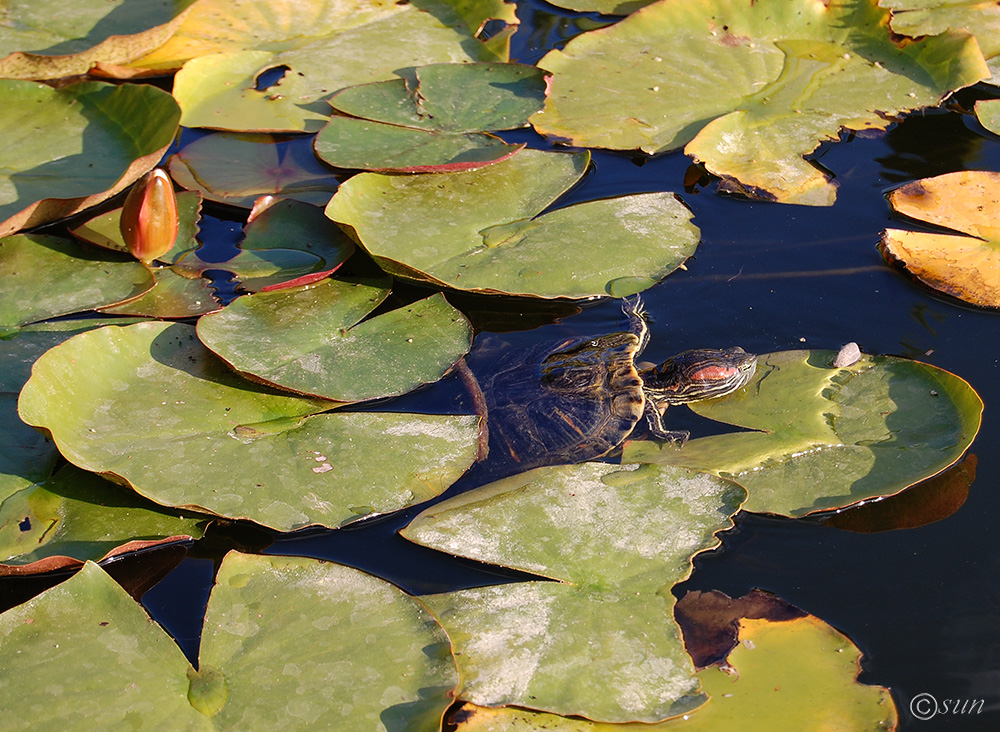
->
[
  {"left": 17, "top": 322, "right": 480, "bottom": 530},
  {"left": 623, "top": 350, "right": 983, "bottom": 516},
  {"left": 880, "top": 170, "right": 1000, "bottom": 307},
  {"left": 404, "top": 462, "right": 746, "bottom": 721},
  {"left": 0, "top": 0, "right": 196, "bottom": 80},
  {"left": 326, "top": 149, "right": 699, "bottom": 298},
  {"left": 449, "top": 606, "right": 896, "bottom": 730},
  {"left": 198, "top": 278, "right": 472, "bottom": 401},
  {"left": 531, "top": 0, "right": 988, "bottom": 205},
  {"left": 0, "top": 80, "right": 181, "bottom": 236},
  {"left": 0, "top": 552, "right": 458, "bottom": 731},
  {"left": 155, "top": 0, "right": 519, "bottom": 132},
  {"left": 882, "top": 0, "right": 1000, "bottom": 82}
]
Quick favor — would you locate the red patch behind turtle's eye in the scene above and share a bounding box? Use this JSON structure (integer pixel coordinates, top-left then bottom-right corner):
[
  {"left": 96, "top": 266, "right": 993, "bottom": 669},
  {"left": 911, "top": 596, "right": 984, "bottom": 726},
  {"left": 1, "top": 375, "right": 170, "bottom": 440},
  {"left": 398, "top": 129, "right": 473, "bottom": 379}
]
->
[{"left": 690, "top": 365, "right": 738, "bottom": 382}]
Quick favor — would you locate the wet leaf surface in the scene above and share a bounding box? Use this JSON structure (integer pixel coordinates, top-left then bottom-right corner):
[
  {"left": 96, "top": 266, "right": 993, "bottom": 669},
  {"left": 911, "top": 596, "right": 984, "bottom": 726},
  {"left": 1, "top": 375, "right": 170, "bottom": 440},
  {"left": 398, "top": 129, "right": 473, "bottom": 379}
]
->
[
  {"left": 623, "top": 350, "right": 982, "bottom": 516},
  {"left": 0, "top": 80, "right": 181, "bottom": 236},
  {"left": 531, "top": 0, "right": 988, "bottom": 205},
  {"left": 198, "top": 278, "right": 472, "bottom": 401},
  {"left": 18, "top": 322, "right": 480, "bottom": 530},
  {"left": 0, "top": 552, "right": 458, "bottom": 731},
  {"left": 327, "top": 149, "right": 699, "bottom": 297},
  {"left": 404, "top": 462, "right": 745, "bottom": 721},
  {"left": 880, "top": 170, "right": 1000, "bottom": 307}
]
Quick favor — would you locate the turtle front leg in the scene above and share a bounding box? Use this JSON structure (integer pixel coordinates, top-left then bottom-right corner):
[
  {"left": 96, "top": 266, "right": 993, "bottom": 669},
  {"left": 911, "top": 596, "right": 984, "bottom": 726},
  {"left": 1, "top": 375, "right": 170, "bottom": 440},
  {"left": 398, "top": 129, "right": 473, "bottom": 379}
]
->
[{"left": 643, "top": 400, "right": 689, "bottom": 446}]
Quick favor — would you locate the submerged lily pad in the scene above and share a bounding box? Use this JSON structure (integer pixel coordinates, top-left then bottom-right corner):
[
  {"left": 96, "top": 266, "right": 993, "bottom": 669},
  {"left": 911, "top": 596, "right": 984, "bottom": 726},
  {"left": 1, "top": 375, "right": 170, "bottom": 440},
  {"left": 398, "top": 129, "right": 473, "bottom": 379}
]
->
[
  {"left": 882, "top": 0, "right": 1000, "bottom": 82},
  {"left": 0, "top": 552, "right": 458, "bottom": 731},
  {"left": 531, "top": 0, "right": 988, "bottom": 205},
  {"left": 198, "top": 278, "right": 472, "bottom": 401},
  {"left": 315, "top": 62, "right": 546, "bottom": 171},
  {"left": 623, "top": 350, "right": 983, "bottom": 516},
  {"left": 326, "top": 149, "right": 699, "bottom": 298},
  {"left": 403, "top": 462, "right": 745, "bottom": 721},
  {"left": 156, "top": 0, "right": 518, "bottom": 132},
  {"left": 18, "top": 322, "right": 480, "bottom": 530},
  {"left": 0, "top": 465, "right": 207, "bottom": 566},
  {"left": 0, "top": 235, "right": 154, "bottom": 328},
  {"left": 168, "top": 133, "right": 342, "bottom": 208},
  {"left": 880, "top": 170, "right": 1000, "bottom": 307},
  {"left": 0, "top": 0, "right": 197, "bottom": 80},
  {"left": 449, "top": 608, "right": 896, "bottom": 730},
  {"left": 0, "top": 80, "right": 181, "bottom": 236}
]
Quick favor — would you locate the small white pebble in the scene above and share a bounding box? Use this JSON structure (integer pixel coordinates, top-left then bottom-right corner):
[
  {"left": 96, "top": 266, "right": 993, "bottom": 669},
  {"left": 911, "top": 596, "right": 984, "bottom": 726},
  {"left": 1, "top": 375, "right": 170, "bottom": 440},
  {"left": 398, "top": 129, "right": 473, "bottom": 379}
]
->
[{"left": 834, "top": 342, "right": 862, "bottom": 368}]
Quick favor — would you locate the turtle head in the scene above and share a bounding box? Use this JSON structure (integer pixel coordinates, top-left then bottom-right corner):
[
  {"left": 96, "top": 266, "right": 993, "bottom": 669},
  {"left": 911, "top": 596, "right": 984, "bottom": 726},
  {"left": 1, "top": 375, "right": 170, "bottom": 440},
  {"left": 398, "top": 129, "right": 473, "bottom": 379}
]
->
[{"left": 640, "top": 347, "right": 757, "bottom": 407}]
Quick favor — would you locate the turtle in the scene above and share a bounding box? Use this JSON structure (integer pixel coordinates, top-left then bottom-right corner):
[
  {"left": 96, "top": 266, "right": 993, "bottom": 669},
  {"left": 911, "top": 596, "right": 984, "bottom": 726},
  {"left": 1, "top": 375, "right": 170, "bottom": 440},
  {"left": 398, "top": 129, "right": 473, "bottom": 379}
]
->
[{"left": 481, "top": 296, "right": 757, "bottom": 470}]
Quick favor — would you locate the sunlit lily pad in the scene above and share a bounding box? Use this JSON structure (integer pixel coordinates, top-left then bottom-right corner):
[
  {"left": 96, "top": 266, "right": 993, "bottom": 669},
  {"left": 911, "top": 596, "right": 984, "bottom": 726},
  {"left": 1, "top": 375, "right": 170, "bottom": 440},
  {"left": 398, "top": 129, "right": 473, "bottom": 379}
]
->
[
  {"left": 403, "top": 462, "right": 745, "bottom": 721},
  {"left": 882, "top": 0, "right": 1000, "bottom": 82},
  {"left": 449, "top": 604, "right": 896, "bottom": 730},
  {"left": 534, "top": 0, "right": 652, "bottom": 15},
  {"left": 168, "top": 133, "right": 342, "bottom": 208},
  {"left": 976, "top": 98, "right": 1000, "bottom": 135},
  {"left": 18, "top": 322, "right": 480, "bottom": 530},
  {"left": 315, "top": 62, "right": 546, "bottom": 171},
  {"left": 623, "top": 350, "right": 983, "bottom": 516},
  {"left": 531, "top": 0, "right": 988, "bottom": 205},
  {"left": 0, "top": 80, "right": 181, "bottom": 236},
  {"left": 155, "top": 0, "right": 519, "bottom": 132},
  {"left": 198, "top": 278, "right": 472, "bottom": 401},
  {"left": 0, "top": 235, "right": 154, "bottom": 328},
  {"left": 880, "top": 170, "right": 1000, "bottom": 307},
  {"left": 0, "top": 465, "right": 207, "bottom": 566},
  {"left": 0, "top": 552, "right": 458, "bottom": 731},
  {"left": 326, "top": 149, "right": 699, "bottom": 298},
  {"left": 0, "top": 0, "right": 196, "bottom": 80}
]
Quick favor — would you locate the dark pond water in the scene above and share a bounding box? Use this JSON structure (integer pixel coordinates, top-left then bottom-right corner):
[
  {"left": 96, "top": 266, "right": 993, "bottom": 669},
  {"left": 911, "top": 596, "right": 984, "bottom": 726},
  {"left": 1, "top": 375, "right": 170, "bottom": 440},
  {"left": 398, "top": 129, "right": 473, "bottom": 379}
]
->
[{"left": 142, "top": 3, "right": 1000, "bottom": 729}]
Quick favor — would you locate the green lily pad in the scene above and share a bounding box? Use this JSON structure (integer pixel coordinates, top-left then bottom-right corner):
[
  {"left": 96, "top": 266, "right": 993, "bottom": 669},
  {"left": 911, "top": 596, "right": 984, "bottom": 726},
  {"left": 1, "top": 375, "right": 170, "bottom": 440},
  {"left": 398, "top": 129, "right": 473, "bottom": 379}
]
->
[
  {"left": 158, "top": 0, "right": 518, "bottom": 132},
  {"left": 403, "top": 462, "right": 746, "bottom": 721},
  {"left": 976, "top": 98, "right": 1000, "bottom": 136},
  {"left": 0, "top": 552, "right": 458, "bottom": 731},
  {"left": 168, "top": 133, "right": 342, "bottom": 208},
  {"left": 622, "top": 350, "right": 983, "bottom": 516},
  {"left": 18, "top": 321, "right": 480, "bottom": 530},
  {"left": 0, "top": 80, "right": 181, "bottom": 236},
  {"left": 0, "top": 0, "right": 197, "bottom": 80},
  {"left": 326, "top": 149, "right": 699, "bottom": 298},
  {"left": 882, "top": 0, "right": 1000, "bottom": 82},
  {"left": 0, "top": 235, "right": 154, "bottom": 328},
  {"left": 314, "top": 62, "right": 546, "bottom": 171},
  {"left": 0, "top": 465, "right": 207, "bottom": 566},
  {"left": 531, "top": 0, "right": 988, "bottom": 205},
  {"left": 540, "top": 0, "right": 653, "bottom": 14},
  {"left": 198, "top": 278, "right": 473, "bottom": 401},
  {"left": 98, "top": 267, "right": 221, "bottom": 319},
  {"left": 449, "top": 613, "right": 896, "bottom": 730}
]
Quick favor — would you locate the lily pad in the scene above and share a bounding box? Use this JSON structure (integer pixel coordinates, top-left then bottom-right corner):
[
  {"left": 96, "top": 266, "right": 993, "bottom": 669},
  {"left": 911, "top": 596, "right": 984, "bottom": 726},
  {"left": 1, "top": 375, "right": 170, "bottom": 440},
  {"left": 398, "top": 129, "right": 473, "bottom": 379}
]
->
[
  {"left": 530, "top": 0, "right": 988, "bottom": 205},
  {"left": 98, "top": 267, "right": 222, "bottom": 319},
  {"left": 153, "top": 0, "right": 519, "bottom": 132},
  {"left": 18, "top": 321, "right": 480, "bottom": 530},
  {"left": 976, "top": 98, "right": 1000, "bottom": 135},
  {"left": 0, "top": 80, "right": 181, "bottom": 237},
  {"left": 403, "top": 462, "right": 746, "bottom": 721},
  {"left": 0, "top": 552, "right": 458, "bottom": 731},
  {"left": 623, "top": 350, "right": 983, "bottom": 516},
  {"left": 198, "top": 278, "right": 473, "bottom": 401},
  {"left": 880, "top": 170, "right": 1000, "bottom": 307},
  {"left": 449, "top": 607, "right": 896, "bottom": 730},
  {"left": 0, "top": 235, "right": 154, "bottom": 328},
  {"left": 168, "top": 133, "right": 342, "bottom": 208},
  {"left": 0, "top": 0, "right": 197, "bottom": 80},
  {"left": 326, "top": 149, "right": 699, "bottom": 298},
  {"left": 0, "top": 465, "right": 207, "bottom": 566},
  {"left": 882, "top": 0, "right": 1000, "bottom": 82},
  {"left": 314, "top": 62, "right": 546, "bottom": 171},
  {"left": 539, "top": 0, "right": 652, "bottom": 13}
]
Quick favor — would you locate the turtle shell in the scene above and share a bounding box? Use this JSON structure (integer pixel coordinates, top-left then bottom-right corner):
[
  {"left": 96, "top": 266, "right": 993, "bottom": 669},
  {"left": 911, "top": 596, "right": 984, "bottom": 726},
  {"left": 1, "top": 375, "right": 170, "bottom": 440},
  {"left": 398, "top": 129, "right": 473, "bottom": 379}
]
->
[{"left": 482, "top": 329, "right": 646, "bottom": 470}]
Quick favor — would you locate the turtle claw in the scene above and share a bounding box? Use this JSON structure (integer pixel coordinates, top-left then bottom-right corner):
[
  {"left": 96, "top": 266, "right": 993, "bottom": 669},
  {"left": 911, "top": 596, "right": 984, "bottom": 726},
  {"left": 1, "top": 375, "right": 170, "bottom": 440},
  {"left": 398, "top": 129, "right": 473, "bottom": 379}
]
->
[{"left": 658, "top": 429, "right": 690, "bottom": 447}]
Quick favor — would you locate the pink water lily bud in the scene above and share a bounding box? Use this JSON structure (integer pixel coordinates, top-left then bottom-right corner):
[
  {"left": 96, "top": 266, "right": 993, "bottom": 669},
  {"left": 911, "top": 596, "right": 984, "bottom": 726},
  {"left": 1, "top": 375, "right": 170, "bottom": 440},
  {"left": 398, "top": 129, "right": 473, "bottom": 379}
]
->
[{"left": 120, "top": 169, "right": 179, "bottom": 264}]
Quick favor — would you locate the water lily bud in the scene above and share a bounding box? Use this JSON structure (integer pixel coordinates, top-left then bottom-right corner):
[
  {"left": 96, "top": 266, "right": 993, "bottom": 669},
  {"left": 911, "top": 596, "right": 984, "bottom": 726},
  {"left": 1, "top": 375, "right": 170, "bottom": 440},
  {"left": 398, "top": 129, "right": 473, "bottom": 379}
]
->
[{"left": 120, "top": 169, "right": 178, "bottom": 264}]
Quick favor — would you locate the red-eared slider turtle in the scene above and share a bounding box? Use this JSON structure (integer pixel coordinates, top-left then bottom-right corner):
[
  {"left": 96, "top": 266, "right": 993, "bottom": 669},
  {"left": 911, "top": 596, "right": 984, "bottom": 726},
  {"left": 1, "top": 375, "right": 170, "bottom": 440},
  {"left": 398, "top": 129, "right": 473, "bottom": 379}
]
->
[{"left": 482, "top": 297, "right": 757, "bottom": 469}]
